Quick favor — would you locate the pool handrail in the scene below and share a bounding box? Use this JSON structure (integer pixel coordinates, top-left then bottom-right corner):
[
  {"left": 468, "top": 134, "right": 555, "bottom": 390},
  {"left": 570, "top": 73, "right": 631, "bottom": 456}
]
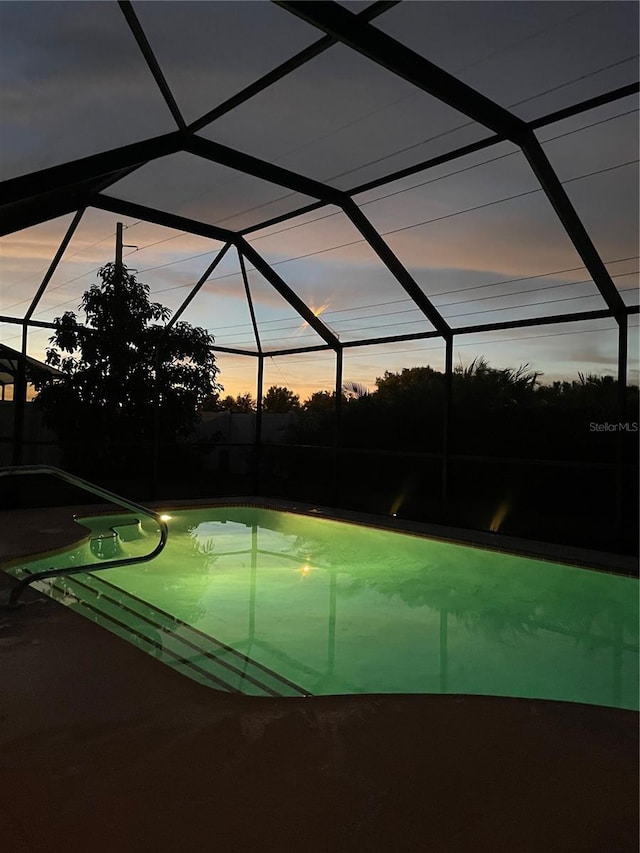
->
[{"left": 0, "top": 465, "right": 169, "bottom": 609}]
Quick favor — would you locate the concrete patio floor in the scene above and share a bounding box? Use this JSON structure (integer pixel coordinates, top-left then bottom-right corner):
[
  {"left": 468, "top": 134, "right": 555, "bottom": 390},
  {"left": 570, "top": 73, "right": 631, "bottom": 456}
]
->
[{"left": 0, "top": 506, "right": 638, "bottom": 852}]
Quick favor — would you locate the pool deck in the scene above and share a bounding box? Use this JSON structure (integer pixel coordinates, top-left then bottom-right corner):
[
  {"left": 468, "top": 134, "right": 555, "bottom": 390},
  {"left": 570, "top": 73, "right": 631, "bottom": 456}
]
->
[{"left": 1, "top": 503, "right": 638, "bottom": 852}]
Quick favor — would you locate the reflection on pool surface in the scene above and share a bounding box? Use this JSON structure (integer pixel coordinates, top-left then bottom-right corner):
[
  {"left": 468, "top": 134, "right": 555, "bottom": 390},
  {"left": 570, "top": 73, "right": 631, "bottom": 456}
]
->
[{"left": 11, "top": 506, "right": 639, "bottom": 709}]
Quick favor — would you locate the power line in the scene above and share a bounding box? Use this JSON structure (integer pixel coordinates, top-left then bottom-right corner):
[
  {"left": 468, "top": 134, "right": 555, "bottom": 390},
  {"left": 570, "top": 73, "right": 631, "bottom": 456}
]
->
[
  {"left": 13, "top": 154, "right": 639, "bottom": 322},
  {"left": 313, "top": 53, "right": 640, "bottom": 188},
  {"left": 244, "top": 106, "right": 638, "bottom": 244},
  {"left": 27, "top": 245, "right": 639, "bottom": 331},
  {"left": 319, "top": 273, "right": 638, "bottom": 328},
  {"left": 13, "top": 108, "right": 635, "bottom": 321},
  {"left": 253, "top": 324, "right": 625, "bottom": 369},
  {"left": 2, "top": 41, "right": 636, "bottom": 316},
  {"left": 218, "top": 99, "right": 638, "bottom": 245},
  {"left": 104, "top": 39, "right": 635, "bottom": 237},
  {"left": 217, "top": 278, "right": 602, "bottom": 339},
  {"left": 205, "top": 255, "right": 639, "bottom": 332},
  {"left": 380, "top": 159, "right": 639, "bottom": 239},
  {"left": 207, "top": 0, "right": 603, "bottom": 208},
  {"left": 239, "top": 159, "right": 640, "bottom": 271},
  {"left": 1, "top": 223, "right": 144, "bottom": 314},
  {"left": 218, "top": 286, "right": 637, "bottom": 344}
]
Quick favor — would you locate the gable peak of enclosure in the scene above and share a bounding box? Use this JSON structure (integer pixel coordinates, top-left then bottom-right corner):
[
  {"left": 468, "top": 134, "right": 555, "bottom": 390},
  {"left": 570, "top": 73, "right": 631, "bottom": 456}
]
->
[{"left": 1, "top": 2, "right": 638, "bottom": 523}]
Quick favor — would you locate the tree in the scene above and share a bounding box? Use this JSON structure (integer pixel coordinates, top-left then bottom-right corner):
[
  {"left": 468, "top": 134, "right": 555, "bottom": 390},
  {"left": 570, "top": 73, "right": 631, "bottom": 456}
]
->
[
  {"left": 453, "top": 356, "right": 541, "bottom": 408},
  {"left": 342, "top": 381, "right": 369, "bottom": 400},
  {"left": 262, "top": 385, "right": 300, "bottom": 413},
  {"left": 200, "top": 392, "right": 221, "bottom": 412},
  {"left": 35, "top": 262, "right": 221, "bottom": 473},
  {"left": 218, "top": 392, "right": 256, "bottom": 413},
  {"left": 303, "top": 390, "right": 337, "bottom": 414},
  {"left": 375, "top": 366, "right": 441, "bottom": 404}
]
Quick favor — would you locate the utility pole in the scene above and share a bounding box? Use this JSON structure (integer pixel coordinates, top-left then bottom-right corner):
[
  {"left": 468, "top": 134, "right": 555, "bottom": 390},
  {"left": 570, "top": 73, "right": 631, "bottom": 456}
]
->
[
  {"left": 116, "top": 222, "right": 123, "bottom": 272},
  {"left": 115, "top": 221, "right": 123, "bottom": 284}
]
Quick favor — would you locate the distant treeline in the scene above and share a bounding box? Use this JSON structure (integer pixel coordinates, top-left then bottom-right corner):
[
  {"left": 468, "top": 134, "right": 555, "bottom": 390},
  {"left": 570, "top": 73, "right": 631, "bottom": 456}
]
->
[{"left": 203, "top": 358, "right": 639, "bottom": 463}]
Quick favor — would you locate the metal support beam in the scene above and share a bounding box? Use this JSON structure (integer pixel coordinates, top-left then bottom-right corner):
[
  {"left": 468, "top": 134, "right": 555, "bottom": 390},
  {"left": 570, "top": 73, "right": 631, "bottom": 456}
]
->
[
  {"left": 184, "top": 135, "right": 346, "bottom": 204},
  {"left": 315, "top": 305, "right": 640, "bottom": 352},
  {"left": 12, "top": 324, "right": 28, "bottom": 466},
  {"left": 254, "top": 343, "right": 332, "bottom": 358},
  {"left": 615, "top": 315, "right": 629, "bottom": 545},
  {"left": 210, "top": 345, "right": 260, "bottom": 357},
  {"left": 519, "top": 131, "right": 626, "bottom": 318},
  {"left": 4, "top": 306, "right": 636, "bottom": 361},
  {"left": 454, "top": 306, "right": 639, "bottom": 336},
  {"left": 617, "top": 316, "right": 628, "bottom": 414},
  {"left": 166, "top": 243, "right": 233, "bottom": 330},
  {"left": 237, "top": 238, "right": 340, "bottom": 350},
  {"left": 1, "top": 316, "right": 61, "bottom": 331},
  {"left": 351, "top": 81, "right": 640, "bottom": 198},
  {"left": 334, "top": 347, "right": 344, "bottom": 505},
  {"left": 254, "top": 355, "right": 265, "bottom": 493},
  {"left": 1, "top": 132, "right": 183, "bottom": 208},
  {"left": 240, "top": 200, "right": 327, "bottom": 237},
  {"left": 341, "top": 198, "right": 451, "bottom": 338},
  {"left": 24, "top": 209, "right": 86, "bottom": 321},
  {"left": 343, "top": 330, "right": 442, "bottom": 349},
  {"left": 118, "top": 1, "right": 187, "bottom": 131},
  {"left": 529, "top": 82, "right": 640, "bottom": 132},
  {"left": 275, "top": 2, "right": 528, "bottom": 143},
  {"left": 238, "top": 249, "right": 263, "bottom": 354},
  {"left": 349, "top": 134, "right": 502, "bottom": 198},
  {"left": 441, "top": 335, "right": 454, "bottom": 518},
  {"left": 0, "top": 164, "right": 152, "bottom": 238},
  {"left": 1, "top": 181, "right": 99, "bottom": 239},
  {"left": 92, "top": 194, "right": 237, "bottom": 244}
]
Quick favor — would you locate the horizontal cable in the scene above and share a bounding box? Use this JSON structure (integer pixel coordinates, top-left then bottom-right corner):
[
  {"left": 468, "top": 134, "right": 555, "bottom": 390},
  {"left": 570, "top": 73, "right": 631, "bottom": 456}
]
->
[
  {"left": 14, "top": 109, "right": 634, "bottom": 319},
  {"left": 217, "top": 287, "right": 637, "bottom": 345}
]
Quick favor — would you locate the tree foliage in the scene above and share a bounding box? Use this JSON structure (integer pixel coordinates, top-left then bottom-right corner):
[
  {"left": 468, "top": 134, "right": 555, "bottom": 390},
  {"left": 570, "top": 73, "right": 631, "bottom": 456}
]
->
[
  {"left": 303, "top": 390, "right": 338, "bottom": 414},
  {"left": 35, "top": 263, "right": 221, "bottom": 471},
  {"left": 219, "top": 392, "right": 256, "bottom": 413},
  {"left": 286, "top": 358, "right": 637, "bottom": 463},
  {"left": 262, "top": 385, "right": 300, "bottom": 413}
]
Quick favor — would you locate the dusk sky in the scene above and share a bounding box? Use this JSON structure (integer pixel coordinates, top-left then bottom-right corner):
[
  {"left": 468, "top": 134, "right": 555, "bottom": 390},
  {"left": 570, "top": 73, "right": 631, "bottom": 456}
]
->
[{"left": 1, "top": 0, "right": 638, "bottom": 399}]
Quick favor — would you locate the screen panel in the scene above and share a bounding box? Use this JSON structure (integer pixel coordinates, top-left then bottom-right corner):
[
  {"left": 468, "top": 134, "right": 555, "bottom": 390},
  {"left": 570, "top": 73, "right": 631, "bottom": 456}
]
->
[
  {"left": 538, "top": 98, "right": 639, "bottom": 305},
  {"left": 202, "top": 42, "right": 488, "bottom": 189},
  {"left": 355, "top": 144, "right": 607, "bottom": 329},
  {"left": 344, "top": 338, "right": 446, "bottom": 395},
  {"left": 0, "top": 214, "right": 79, "bottom": 320},
  {"left": 21, "top": 213, "right": 164, "bottom": 324},
  {"left": 176, "top": 255, "right": 260, "bottom": 354},
  {"left": 242, "top": 266, "right": 330, "bottom": 354},
  {"left": 629, "top": 317, "right": 639, "bottom": 389},
  {"left": 0, "top": 320, "right": 23, "bottom": 354},
  {"left": 376, "top": 1, "right": 639, "bottom": 122},
  {"left": 262, "top": 350, "right": 337, "bottom": 405},
  {"left": 0, "top": 0, "right": 175, "bottom": 180},
  {"left": 107, "top": 151, "right": 315, "bottom": 232},
  {"left": 132, "top": 0, "right": 323, "bottom": 126},
  {"left": 247, "top": 208, "right": 438, "bottom": 345}
]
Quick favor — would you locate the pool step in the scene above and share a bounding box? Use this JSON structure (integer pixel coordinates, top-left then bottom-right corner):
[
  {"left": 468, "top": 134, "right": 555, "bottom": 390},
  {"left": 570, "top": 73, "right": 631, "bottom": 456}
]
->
[{"left": 28, "top": 570, "right": 310, "bottom": 698}]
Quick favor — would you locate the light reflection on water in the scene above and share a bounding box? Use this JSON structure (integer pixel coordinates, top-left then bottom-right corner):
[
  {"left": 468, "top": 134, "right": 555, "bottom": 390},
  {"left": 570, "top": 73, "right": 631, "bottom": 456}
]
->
[{"left": 11, "top": 507, "right": 639, "bottom": 709}]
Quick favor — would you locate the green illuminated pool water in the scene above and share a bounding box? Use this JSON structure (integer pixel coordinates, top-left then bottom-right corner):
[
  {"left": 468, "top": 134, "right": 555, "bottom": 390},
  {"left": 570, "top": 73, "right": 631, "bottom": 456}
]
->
[{"left": 11, "top": 506, "right": 639, "bottom": 709}]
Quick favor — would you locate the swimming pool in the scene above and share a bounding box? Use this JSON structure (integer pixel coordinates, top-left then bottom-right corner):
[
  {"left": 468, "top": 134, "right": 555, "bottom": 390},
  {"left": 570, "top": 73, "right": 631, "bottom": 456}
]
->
[{"left": 9, "top": 505, "right": 639, "bottom": 709}]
